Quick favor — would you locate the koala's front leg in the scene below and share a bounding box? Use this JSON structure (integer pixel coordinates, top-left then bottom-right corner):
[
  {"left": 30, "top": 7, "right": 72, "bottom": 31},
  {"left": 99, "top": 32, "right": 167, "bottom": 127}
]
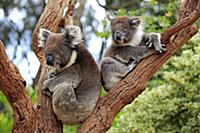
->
[
  {"left": 145, "top": 33, "right": 167, "bottom": 53},
  {"left": 100, "top": 57, "right": 137, "bottom": 91}
]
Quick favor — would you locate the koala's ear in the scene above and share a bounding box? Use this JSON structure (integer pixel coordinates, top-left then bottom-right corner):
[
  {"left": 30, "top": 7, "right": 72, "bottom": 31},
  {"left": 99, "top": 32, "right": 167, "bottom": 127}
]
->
[
  {"left": 65, "top": 25, "right": 83, "bottom": 47},
  {"left": 38, "top": 28, "right": 52, "bottom": 48},
  {"left": 129, "top": 17, "right": 141, "bottom": 28}
]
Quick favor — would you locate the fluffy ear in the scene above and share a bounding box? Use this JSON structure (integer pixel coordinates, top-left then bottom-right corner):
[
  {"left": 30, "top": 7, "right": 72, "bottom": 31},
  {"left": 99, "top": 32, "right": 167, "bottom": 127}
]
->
[
  {"left": 65, "top": 25, "right": 83, "bottom": 47},
  {"left": 129, "top": 17, "right": 141, "bottom": 28},
  {"left": 38, "top": 28, "right": 52, "bottom": 48}
]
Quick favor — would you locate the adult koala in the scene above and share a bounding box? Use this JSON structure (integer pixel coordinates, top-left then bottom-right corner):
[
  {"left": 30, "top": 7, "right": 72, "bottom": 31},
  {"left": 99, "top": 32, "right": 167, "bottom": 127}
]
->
[{"left": 38, "top": 25, "right": 101, "bottom": 124}]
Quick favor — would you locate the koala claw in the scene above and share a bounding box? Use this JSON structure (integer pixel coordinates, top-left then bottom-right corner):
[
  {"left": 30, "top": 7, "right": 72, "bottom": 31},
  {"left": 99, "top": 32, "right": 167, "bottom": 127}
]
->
[
  {"left": 128, "top": 58, "right": 138, "bottom": 71},
  {"left": 127, "top": 57, "right": 138, "bottom": 66},
  {"left": 155, "top": 43, "right": 167, "bottom": 53},
  {"left": 146, "top": 38, "right": 153, "bottom": 48},
  {"left": 42, "top": 87, "right": 52, "bottom": 97}
]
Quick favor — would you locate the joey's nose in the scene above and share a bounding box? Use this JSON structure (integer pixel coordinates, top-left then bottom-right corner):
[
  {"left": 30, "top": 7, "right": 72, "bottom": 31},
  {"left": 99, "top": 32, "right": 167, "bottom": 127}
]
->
[
  {"left": 115, "top": 31, "right": 121, "bottom": 41},
  {"left": 46, "top": 54, "right": 54, "bottom": 66}
]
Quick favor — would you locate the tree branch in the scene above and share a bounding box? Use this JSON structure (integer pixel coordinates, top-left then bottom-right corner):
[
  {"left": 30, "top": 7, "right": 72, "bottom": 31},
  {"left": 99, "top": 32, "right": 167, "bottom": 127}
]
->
[
  {"left": 78, "top": 0, "right": 200, "bottom": 132},
  {"left": 0, "top": 41, "right": 36, "bottom": 133},
  {"left": 161, "top": 0, "right": 200, "bottom": 43},
  {"left": 59, "top": 0, "right": 77, "bottom": 27}
]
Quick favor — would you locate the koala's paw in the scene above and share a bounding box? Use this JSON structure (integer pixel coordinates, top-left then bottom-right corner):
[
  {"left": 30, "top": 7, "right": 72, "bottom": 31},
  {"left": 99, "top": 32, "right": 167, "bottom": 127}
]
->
[
  {"left": 145, "top": 33, "right": 167, "bottom": 53},
  {"left": 146, "top": 37, "right": 153, "bottom": 48},
  {"left": 49, "top": 70, "right": 59, "bottom": 78},
  {"left": 126, "top": 57, "right": 138, "bottom": 66},
  {"left": 128, "top": 57, "right": 138, "bottom": 70},
  {"left": 154, "top": 43, "right": 167, "bottom": 53},
  {"left": 42, "top": 87, "right": 52, "bottom": 97}
]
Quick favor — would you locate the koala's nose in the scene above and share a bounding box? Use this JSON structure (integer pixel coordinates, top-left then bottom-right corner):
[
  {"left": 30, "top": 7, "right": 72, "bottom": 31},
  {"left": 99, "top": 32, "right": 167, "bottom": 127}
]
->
[
  {"left": 115, "top": 31, "right": 121, "bottom": 41},
  {"left": 46, "top": 54, "right": 54, "bottom": 66}
]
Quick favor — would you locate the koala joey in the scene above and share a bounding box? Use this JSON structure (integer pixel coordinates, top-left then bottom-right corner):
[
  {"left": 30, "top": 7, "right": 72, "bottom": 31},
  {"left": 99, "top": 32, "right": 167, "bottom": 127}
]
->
[
  {"left": 100, "top": 16, "right": 167, "bottom": 92},
  {"left": 38, "top": 25, "right": 101, "bottom": 125}
]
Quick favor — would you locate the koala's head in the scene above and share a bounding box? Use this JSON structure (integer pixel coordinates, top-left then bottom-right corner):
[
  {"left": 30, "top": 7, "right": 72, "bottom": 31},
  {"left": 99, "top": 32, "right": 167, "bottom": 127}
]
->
[
  {"left": 38, "top": 25, "right": 83, "bottom": 70},
  {"left": 110, "top": 16, "right": 144, "bottom": 45}
]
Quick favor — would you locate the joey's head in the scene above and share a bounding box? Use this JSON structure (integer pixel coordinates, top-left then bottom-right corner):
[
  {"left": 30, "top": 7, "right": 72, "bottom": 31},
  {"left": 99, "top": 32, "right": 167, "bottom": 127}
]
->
[
  {"left": 110, "top": 16, "right": 144, "bottom": 46},
  {"left": 38, "top": 25, "right": 83, "bottom": 70}
]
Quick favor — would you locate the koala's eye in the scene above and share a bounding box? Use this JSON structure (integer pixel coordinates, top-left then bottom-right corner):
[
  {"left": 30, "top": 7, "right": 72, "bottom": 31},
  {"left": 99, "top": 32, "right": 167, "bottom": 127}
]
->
[
  {"left": 123, "top": 29, "right": 127, "bottom": 33},
  {"left": 46, "top": 53, "right": 54, "bottom": 66}
]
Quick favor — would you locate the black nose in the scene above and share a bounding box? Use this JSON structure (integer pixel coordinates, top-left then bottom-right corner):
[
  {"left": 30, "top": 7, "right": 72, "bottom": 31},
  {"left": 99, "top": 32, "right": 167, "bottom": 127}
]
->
[
  {"left": 115, "top": 31, "right": 121, "bottom": 41},
  {"left": 46, "top": 54, "right": 54, "bottom": 66}
]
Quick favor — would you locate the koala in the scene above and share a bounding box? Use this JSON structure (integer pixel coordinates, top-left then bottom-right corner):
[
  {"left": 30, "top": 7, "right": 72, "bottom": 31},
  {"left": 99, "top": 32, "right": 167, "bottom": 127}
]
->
[
  {"left": 38, "top": 25, "right": 101, "bottom": 125},
  {"left": 100, "top": 16, "right": 166, "bottom": 92}
]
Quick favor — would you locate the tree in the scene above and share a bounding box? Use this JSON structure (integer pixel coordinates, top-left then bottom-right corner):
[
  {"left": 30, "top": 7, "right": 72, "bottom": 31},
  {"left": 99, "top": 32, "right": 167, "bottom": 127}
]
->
[{"left": 0, "top": 0, "right": 200, "bottom": 132}]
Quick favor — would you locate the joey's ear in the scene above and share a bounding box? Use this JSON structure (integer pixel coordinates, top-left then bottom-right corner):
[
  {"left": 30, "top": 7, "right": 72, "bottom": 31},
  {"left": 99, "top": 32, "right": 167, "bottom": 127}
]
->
[
  {"left": 38, "top": 28, "right": 52, "bottom": 48},
  {"left": 65, "top": 25, "right": 83, "bottom": 47},
  {"left": 129, "top": 17, "right": 141, "bottom": 28}
]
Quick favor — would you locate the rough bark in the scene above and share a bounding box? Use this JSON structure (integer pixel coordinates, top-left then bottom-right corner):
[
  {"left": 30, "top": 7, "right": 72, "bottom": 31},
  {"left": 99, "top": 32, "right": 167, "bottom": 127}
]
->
[
  {"left": 32, "top": 0, "right": 77, "bottom": 132},
  {"left": 0, "top": 41, "right": 37, "bottom": 133},
  {"left": 77, "top": 0, "right": 200, "bottom": 132}
]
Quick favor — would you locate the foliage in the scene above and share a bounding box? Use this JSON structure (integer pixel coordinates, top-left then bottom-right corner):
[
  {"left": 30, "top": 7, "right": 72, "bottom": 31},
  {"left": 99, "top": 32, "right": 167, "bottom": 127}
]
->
[
  {"left": 107, "top": 32, "right": 200, "bottom": 133},
  {"left": 0, "top": 92, "right": 12, "bottom": 133},
  {"left": 28, "top": 87, "right": 37, "bottom": 103},
  {"left": 0, "top": 113, "right": 13, "bottom": 133},
  {"left": 64, "top": 125, "right": 78, "bottom": 133},
  {"left": 96, "top": 19, "right": 110, "bottom": 39}
]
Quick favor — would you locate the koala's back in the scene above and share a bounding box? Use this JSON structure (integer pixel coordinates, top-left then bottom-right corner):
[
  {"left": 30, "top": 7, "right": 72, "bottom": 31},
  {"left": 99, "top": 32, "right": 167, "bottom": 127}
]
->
[{"left": 74, "top": 44, "right": 101, "bottom": 107}]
